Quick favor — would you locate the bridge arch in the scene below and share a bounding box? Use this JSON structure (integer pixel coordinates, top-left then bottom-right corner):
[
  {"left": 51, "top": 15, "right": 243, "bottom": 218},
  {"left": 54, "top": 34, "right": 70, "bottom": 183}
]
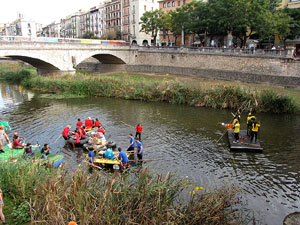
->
[
  {"left": 75, "top": 53, "right": 127, "bottom": 67},
  {"left": 6, "top": 55, "right": 61, "bottom": 74}
]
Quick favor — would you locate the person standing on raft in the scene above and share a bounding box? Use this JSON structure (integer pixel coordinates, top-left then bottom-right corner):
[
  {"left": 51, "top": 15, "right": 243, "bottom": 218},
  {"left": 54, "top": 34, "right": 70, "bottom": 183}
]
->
[
  {"left": 233, "top": 120, "right": 240, "bottom": 144},
  {"left": 251, "top": 121, "right": 261, "bottom": 143},
  {"left": 127, "top": 133, "right": 135, "bottom": 151},
  {"left": 135, "top": 137, "right": 143, "bottom": 160},
  {"left": 41, "top": 144, "right": 50, "bottom": 159},
  {"left": 0, "top": 126, "right": 10, "bottom": 154},
  {"left": 135, "top": 123, "right": 143, "bottom": 141}
]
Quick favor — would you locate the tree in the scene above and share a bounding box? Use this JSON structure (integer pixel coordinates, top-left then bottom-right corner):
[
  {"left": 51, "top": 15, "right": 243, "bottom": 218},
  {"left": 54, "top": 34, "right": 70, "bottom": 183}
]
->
[
  {"left": 140, "top": 10, "right": 163, "bottom": 46},
  {"left": 186, "top": 1, "right": 210, "bottom": 45},
  {"left": 283, "top": 8, "right": 300, "bottom": 41},
  {"left": 160, "top": 11, "right": 172, "bottom": 43}
]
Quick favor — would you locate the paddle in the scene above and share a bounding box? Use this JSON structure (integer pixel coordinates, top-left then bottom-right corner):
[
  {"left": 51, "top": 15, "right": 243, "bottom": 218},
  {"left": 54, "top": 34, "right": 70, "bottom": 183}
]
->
[
  {"left": 120, "top": 121, "right": 135, "bottom": 129},
  {"left": 54, "top": 134, "right": 62, "bottom": 144},
  {"left": 83, "top": 159, "right": 103, "bottom": 170},
  {"left": 129, "top": 158, "right": 163, "bottom": 162}
]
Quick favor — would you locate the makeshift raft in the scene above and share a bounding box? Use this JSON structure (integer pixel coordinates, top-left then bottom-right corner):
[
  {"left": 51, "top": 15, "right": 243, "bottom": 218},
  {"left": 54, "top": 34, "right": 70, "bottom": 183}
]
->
[
  {"left": 0, "top": 145, "right": 64, "bottom": 167},
  {"left": 227, "top": 130, "right": 263, "bottom": 152},
  {"left": 94, "top": 151, "right": 130, "bottom": 169}
]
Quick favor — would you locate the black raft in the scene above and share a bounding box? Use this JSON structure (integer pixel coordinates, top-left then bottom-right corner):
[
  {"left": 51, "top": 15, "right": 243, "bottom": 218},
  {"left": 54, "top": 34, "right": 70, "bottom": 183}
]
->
[{"left": 227, "top": 130, "right": 263, "bottom": 152}]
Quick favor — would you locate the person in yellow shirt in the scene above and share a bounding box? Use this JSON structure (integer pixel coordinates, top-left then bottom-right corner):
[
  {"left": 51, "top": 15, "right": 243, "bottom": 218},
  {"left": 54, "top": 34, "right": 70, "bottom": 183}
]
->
[
  {"left": 233, "top": 121, "right": 240, "bottom": 144},
  {"left": 251, "top": 121, "right": 260, "bottom": 143},
  {"left": 247, "top": 114, "right": 256, "bottom": 136}
]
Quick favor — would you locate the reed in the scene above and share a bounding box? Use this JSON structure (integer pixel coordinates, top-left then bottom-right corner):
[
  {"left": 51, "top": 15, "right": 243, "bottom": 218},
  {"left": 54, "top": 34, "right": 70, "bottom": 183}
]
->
[
  {"left": 0, "top": 162, "right": 242, "bottom": 224},
  {"left": 0, "top": 65, "right": 297, "bottom": 113}
]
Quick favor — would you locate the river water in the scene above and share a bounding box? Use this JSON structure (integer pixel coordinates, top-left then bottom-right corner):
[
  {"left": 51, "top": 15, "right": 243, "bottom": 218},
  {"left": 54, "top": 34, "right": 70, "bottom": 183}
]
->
[{"left": 0, "top": 83, "right": 299, "bottom": 224}]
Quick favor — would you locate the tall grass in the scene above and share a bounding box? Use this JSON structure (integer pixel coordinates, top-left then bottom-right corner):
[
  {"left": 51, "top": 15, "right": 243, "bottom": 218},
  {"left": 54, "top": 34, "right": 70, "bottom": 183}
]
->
[
  {"left": 0, "top": 65, "right": 297, "bottom": 113},
  {"left": 21, "top": 74, "right": 297, "bottom": 113},
  {"left": 0, "top": 162, "right": 242, "bottom": 224}
]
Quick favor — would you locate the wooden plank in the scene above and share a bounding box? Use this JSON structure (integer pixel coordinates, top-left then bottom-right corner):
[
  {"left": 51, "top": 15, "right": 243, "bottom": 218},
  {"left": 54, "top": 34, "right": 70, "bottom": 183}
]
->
[{"left": 227, "top": 130, "right": 263, "bottom": 152}]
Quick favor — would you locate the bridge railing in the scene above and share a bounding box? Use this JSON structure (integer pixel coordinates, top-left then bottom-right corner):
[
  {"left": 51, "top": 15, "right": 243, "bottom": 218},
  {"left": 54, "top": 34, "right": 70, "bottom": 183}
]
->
[{"left": 134, "top": 45, "right": 289, "bottom": 58}]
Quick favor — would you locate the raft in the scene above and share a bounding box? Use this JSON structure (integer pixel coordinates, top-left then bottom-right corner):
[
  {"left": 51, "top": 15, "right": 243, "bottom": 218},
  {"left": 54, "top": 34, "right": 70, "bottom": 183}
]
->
[
  {"left": 94, "top": 151, "right": 130, "bottom": 169},
  {"left": 0, "top": 144, "right": 39, "bottom": 161},
  {"left": 227, "top": 130, "right": 263, "bottom": 152},
  {"left": 0, "top": 145, "right": 64, "bottom": 167}
]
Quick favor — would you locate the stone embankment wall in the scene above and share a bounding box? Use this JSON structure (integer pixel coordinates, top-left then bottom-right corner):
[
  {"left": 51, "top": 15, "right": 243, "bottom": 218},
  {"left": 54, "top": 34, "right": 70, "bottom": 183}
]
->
[{"left": 127, "top": 50, "right": 300, "bottom": 89}]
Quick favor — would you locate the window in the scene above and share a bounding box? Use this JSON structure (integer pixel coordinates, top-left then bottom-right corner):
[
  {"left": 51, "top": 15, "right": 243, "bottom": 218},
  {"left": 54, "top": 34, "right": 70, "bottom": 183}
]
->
[
  {"left": 183, "top": 0, "right": 186, "bottom": 5},
  {"left": 167, "top": 2, "right": 171, "bottom": 7},
  {"left": 151, "top": 7, "right": 153, "bottom": 11},
  {"left": 144, "top": 5, "right": 146, "bottom": 11},
  {"left": 163, "top": 3, "right": 166, "bottom": 7},
  {"left": 172, "top": 1, "right": 175, "bottom": 6},
  {"left": 177, "top": 1, "right": 180, "bottom": 6},
  {"left": 133, "top": 25, "right": 135, "bottom": 36}
]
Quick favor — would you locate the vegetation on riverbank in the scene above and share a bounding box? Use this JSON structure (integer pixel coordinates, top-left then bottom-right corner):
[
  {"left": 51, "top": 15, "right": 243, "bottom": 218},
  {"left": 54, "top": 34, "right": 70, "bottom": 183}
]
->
[
  {"left": 0, "top": 64, "right": 298, "bottom": 113},
  {"left": 0, "top": 161, "right": 242, "bottom": 224}
]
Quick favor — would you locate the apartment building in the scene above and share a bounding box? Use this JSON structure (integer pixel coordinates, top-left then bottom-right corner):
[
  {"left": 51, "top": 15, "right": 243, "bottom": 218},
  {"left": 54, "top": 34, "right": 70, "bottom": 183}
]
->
[
  {"left": 4, "top": 14, "right": 42, "bottom": 38},
  {"left": 122, "top": 0, "right": 130, "bottom": 41},
  {"left": 105, "top": 0, "right": 121, "bottom": 36},
  {"left": 80, "top": 11, "right": 90, "bottom": 37},
  {"left": 130, "top": 0, "right": 159, "bottom": 45},
  {"left": 90, "top": 4, "right": 105, "bottom": 38},
  {"left": 42, "top": 21, "right": 61, "bottom": 37}
]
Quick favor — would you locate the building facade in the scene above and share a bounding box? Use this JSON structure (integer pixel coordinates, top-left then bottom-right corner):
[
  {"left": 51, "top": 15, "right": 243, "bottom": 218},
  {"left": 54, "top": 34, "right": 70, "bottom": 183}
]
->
[
  {"left": 122, "top": 0, "right": 131, "bottom": 41},
  {"left": 3, "top": 14, "right": 42, "bottom": 38},
  {"left": 105, "top": 0, "right": 121, "bottom": 38},
  {"left": 130, "top": 0, "right": 159, "bottom": 45}
]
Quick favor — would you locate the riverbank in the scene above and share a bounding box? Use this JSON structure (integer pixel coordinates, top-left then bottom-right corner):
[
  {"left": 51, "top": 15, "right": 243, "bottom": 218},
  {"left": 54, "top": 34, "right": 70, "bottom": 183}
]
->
[
  {"left": 0, "top": 64, "right": 298, "bottom": 113},
  {"left": 0, "top": 161, "right": 243, "bottom": 224}
]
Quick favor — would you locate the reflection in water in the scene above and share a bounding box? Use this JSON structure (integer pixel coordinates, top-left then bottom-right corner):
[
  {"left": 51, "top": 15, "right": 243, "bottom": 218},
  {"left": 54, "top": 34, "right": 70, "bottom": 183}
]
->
[{"left": 0, "top": 83, "right": 300, "bottom": 225}]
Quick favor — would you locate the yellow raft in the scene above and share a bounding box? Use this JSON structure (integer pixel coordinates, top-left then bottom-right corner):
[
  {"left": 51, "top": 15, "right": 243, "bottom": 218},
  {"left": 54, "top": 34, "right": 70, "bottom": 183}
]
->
[{"left": 94, "top": 151, "right": 130, "bottom": 165}]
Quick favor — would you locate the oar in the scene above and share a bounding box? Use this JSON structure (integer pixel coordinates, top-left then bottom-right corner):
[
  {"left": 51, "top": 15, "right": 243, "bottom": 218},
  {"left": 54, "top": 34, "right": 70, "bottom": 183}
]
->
[
  {"left": 120, "top": 121, "right": 135, "bottom": 129},
  {"left": 129, "top": 158, "right": 163, "bottom": 162},
  {"left": 54, "top": 134, "right": 62, "bottom": 144},
  {"left": 84, "top": 160, "right": 103, "bottom": 170}
]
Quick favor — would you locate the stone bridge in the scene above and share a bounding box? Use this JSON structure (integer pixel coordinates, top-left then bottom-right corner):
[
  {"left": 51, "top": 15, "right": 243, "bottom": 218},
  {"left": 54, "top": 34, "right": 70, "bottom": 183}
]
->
[
  {"left": 0, "top": 41, "right": 135, "bottom": 74},
  {"left": 0, "top": 41, "right": 299, "bottom": 88}
]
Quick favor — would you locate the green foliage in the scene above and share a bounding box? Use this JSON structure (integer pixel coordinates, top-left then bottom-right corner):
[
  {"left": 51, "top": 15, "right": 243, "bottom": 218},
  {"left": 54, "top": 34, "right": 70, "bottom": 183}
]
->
[
  {"left": 12, "top": 202, "right": 31, "bottom": 225},
  {"left": 283, "top": 7, "right": 300, "bottom": 41},
  {"left": 82, "top": 32, "right": 100, "bottom": 39},
  {"left": 140, "top": 9, "right": 164, "bottom": 45},
  {"left": 0, "top": 161, "right": 242, "bottom": 224},
  {"left": 19, "top": 73, "right": 298, "bottom": 113}
]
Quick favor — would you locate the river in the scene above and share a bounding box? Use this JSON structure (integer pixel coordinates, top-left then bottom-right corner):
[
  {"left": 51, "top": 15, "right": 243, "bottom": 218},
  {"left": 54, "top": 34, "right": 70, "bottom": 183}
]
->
[{"left": 0, "top": 83, "right": 299, "bottom": 224}]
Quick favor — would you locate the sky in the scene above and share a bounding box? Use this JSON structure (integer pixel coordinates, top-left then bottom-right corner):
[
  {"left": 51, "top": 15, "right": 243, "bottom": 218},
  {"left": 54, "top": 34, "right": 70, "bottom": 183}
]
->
[{"left": 0, "top": 0, "right": 104, "bottom": 26}]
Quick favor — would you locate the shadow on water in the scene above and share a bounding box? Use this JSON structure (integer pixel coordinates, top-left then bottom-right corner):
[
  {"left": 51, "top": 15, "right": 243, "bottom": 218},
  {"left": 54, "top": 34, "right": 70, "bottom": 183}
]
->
[{"left": 1, "top": 83, "right": 300, "bottom": 225}]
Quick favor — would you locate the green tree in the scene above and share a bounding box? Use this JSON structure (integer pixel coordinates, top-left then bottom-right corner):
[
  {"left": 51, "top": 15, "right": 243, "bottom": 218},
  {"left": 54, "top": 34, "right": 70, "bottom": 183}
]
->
[
  {"left": 186, "top": 1, "right": 210, "bottom": 45},
  {"left": 160, "top": 11, "right": 172, "bottom": 43},
  {"left": 140, "top": 9, "right": 163, "bottom": 46},
  {"left": 283, "top": 7, "right": 300, "bottom": 41}
]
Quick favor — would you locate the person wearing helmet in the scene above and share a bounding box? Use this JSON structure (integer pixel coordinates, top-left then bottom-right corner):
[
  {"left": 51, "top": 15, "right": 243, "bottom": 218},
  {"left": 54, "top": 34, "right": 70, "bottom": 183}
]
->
[{"left": 0, "top": 126, "right": 10, "bottom": 153}]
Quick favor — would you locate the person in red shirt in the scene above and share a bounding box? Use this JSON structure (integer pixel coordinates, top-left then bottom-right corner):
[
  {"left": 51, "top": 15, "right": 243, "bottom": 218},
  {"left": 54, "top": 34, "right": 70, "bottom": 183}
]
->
[
  {"left": 85, "top": 117, "right": 93, "bottom": 130},
  {"left": 13, "top": 136, "right": 24, "bottom": 149},
  {"left": 76, "top": 118, "right": 83, "bottom": 128},
  {"left": 78, "top": 126, "right": 86, "bottom": 139},
  {"left": 97, "top": 127, "right": 105, "bottom": 135},
  {"left": 62, "top": 125, "right": 71, "bottom": 143},
  {"left": 94, "top": 118, "right": 101, "bottom": 128},
  {"left": 135, "top": 123, "right": 143, "bottom": 141}
]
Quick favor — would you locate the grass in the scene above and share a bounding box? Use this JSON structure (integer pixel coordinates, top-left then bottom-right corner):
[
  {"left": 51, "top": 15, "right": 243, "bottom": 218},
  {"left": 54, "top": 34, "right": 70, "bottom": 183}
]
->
[
  {"left": 0, "top": 64, "right": 298, "bottom": 113},
  {"left": 0, "top": 161, "right": 243, "bottom": 224}
]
